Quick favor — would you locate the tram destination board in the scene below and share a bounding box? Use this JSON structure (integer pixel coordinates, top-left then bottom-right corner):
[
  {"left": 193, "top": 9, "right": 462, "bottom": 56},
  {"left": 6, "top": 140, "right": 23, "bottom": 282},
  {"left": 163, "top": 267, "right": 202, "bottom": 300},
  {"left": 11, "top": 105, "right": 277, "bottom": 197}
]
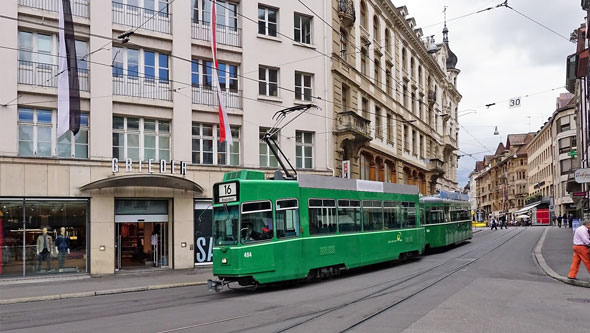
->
[{"left": 214, "top": 182, "right": 239, "bottom": 204}]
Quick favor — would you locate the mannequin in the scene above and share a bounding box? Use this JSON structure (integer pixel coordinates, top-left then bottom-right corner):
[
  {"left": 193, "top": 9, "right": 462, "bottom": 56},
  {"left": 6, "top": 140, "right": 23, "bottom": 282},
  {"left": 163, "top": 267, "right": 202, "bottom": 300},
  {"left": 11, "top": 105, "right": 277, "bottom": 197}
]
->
[
  {"left": 36, "top": 227, "right": 54, "bottom": 271},
  {"left": 55, "top": 227, "right": 70, "bottom": 272}
]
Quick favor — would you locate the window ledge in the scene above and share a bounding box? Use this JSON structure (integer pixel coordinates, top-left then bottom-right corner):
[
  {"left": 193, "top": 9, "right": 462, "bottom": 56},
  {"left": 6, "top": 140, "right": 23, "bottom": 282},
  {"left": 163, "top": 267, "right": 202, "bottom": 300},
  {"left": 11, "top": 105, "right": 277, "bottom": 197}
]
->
[
  {"left": 258, "top": 95, "right": 283, "bottom": 103},
  {"left": 257, "top": 34, "right": 282, "bottom": 43},
  {"left": 292, "top": 42, "right": 316, "bottom": 49},
  {"left": 294, "top": 99, "right": 313, "bottom": 106}
]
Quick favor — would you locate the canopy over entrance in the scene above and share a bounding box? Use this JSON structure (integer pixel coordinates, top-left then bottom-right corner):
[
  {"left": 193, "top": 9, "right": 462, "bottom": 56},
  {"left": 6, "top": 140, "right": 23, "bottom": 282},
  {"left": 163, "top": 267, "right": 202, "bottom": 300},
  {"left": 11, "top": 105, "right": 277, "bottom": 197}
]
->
[{"left": 80, "top": 174, "right": 203, "bottom": 192}]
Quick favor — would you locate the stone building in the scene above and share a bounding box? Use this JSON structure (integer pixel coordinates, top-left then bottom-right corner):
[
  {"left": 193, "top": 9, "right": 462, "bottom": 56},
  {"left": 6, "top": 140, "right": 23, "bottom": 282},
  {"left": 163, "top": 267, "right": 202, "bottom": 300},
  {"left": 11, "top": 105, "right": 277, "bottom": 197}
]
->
[{"left": 332, "top": 0, "right": 461, "bottom": 194}]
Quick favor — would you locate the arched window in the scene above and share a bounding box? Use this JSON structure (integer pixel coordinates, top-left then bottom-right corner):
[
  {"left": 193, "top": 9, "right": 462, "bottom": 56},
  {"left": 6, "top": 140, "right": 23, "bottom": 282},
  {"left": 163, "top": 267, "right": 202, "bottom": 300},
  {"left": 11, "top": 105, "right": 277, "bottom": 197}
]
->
[
  {"left": 385, "top": 28, "right": 391, "bottom": 54},
  {"left": 340, "top": 29, "right": 348, "bottom": 60},
  {"left": 402, "top": 48, "right": 407, "bottom": 71},
  {"left": 360, "top": 1, "right": 367, "bottom": 29}
]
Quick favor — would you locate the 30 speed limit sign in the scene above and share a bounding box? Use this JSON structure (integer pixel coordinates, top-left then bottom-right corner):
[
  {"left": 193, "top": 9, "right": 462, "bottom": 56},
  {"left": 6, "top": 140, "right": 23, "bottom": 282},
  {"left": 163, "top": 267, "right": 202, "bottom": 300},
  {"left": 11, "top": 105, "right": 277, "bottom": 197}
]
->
[{"left": 509, "top": 97, "right": 522, "bottom": 108}]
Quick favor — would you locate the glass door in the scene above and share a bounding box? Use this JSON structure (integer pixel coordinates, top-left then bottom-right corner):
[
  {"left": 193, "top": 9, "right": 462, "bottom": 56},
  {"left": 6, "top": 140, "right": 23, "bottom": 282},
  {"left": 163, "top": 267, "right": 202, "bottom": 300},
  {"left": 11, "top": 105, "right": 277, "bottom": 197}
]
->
[{"left": 116, "top": 222, "right": 168, "bottom": 270}]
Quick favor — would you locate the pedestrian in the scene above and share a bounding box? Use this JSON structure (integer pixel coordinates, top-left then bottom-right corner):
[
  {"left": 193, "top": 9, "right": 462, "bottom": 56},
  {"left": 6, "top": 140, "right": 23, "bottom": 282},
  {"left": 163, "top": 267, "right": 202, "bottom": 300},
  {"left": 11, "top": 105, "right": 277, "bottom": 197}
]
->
[
  {"left": 491, "top": 217, "right": 498, "bottom": 230},
  {"left": 500, "top": 215, "right": 507, "bottom": 229},
  {"left": 551, "top": 216, "right": 556, "bottom": 227},
  {"left": 568, "top": 213, "right": 573, "bottom": 229},
  {"left": 557, "top": 215, "right": 562, "bottom": 228},
  {"left": 567, "top": 220, "right": 590, "bottom": 280},
  {"left": 562, "top": 214, "right": 568, "bottom": 228}
]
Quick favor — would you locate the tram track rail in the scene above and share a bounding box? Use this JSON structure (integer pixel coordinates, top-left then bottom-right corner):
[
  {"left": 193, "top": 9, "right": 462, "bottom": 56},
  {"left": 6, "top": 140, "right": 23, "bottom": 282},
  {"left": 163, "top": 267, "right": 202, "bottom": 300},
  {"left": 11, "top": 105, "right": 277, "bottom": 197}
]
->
[{"left": 154, "top": 228, "right": 524, "bottom": 333}]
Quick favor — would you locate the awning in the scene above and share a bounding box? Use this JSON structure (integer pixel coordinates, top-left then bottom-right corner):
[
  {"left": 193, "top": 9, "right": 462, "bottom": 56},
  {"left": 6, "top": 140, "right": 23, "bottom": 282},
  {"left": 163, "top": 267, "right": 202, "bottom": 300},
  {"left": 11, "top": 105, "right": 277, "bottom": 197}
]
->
[
  {"left": 80, "top": 174, "right": 203, "bottom": 192},
  {"left": 514, "top": 201, "right": 542, "bottom": 214}
]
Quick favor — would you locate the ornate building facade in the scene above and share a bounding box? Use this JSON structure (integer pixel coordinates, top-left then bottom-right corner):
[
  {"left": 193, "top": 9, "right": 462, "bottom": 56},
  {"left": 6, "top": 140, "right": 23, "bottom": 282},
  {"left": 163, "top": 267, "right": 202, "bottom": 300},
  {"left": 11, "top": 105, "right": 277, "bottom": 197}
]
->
[{"left": 331, "top": 0, "right": 461, "bottom": 194}]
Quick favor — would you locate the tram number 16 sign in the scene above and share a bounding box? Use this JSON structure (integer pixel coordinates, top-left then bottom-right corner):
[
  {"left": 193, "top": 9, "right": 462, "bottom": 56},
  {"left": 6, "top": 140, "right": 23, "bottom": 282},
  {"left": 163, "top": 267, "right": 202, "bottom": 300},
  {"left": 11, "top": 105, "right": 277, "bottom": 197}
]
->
[
  {"left": 216, "top": 182, "right": 238, "bottom": 203},
  {"left": 509, "top": 97, "right": 522, "bottom": 108}
]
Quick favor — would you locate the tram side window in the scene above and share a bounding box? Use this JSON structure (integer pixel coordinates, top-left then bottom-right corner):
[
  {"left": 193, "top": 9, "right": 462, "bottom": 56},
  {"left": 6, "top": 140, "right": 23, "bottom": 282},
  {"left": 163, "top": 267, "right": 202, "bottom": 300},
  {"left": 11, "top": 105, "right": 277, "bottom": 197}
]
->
[
  {"left": 337, "top": 199, "right": 361, "bottom": 233},
  {"left": 426, "top": 206, "right": 443, "bottom": 225},
  {"left": 403, "top": 202, "right": 417, "bottom": 228},
  {"left": 362, "top": 200, "right": 384, "bottom": 231},
  {"left": 384, "top": 201, "right": 401, "bottom": 229},
  {"left": 276, "top": 199, "right": 300, "bottom": 238},
  {"left": 241, "top": 201, "right": 273, "bottom": 243},
  {"left": 309, "top": 199, "right": 337, "bottom": 235}
]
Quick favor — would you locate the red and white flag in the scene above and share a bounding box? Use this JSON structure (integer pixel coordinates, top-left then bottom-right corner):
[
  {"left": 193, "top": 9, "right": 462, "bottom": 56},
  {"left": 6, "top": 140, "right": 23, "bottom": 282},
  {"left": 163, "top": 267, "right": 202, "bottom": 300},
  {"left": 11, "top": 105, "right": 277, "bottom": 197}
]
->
[{"left": 210, "top": 0, "right": 233, "bottom": 144}]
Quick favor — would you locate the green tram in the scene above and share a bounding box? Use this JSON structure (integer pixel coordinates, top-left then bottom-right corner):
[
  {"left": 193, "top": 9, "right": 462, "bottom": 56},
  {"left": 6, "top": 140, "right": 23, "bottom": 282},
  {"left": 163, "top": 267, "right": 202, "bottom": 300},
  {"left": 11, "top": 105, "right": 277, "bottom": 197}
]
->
[
  {"left": 420, "top": 193, "right": 472, "bottom": 250},
  {"left": 210, "top": 170, "right": 443, "bottom": 290}
]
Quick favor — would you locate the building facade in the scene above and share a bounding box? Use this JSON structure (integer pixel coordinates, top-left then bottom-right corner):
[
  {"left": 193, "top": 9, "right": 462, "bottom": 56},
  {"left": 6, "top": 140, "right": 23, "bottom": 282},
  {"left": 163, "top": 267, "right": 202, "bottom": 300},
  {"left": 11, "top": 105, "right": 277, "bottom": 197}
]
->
[
  {"left": 527, "top": 120, "right": 553, "bottom": 199},
  {"left": 475, "top": 134, "right": 533, "bottom": 219},
  {"left": 0, "top": 0, "right": 333, "bottom": 278},
  {"left": 331, "top": 0, "right": 461, "bottom": 195},
  {"left": 551, "top": 95, "right": 577, "bottom": 217}
]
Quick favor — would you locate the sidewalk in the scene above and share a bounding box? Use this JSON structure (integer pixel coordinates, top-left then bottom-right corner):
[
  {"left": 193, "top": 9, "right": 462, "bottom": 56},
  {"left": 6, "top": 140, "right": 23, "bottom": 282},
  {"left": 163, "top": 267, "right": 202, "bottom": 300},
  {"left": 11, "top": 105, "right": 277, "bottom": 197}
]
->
[
  {"left": 0, "top": 266, "right": 214, "bottom": 305},
  {"left": 535, "top": 226, "right": 590, "bottom": 288}
]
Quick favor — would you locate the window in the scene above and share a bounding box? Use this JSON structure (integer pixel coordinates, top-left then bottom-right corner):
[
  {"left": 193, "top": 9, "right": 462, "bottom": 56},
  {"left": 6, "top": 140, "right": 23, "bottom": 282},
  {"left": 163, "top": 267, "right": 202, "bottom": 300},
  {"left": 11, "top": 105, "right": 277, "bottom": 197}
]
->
[
  {"left": 295, "top": 72, "right": 312, "bottom": 101},
  {"left": 337, "top": 199, "right": 361, "bottom": 233},
  {"left": 341, "top": 85, "right": 349, "bottom": 112},
  {"left": 373, "top": 16, "right": 379, "bottom": 40},
  {"left": 403, "top": 202, "right": 417, "bottom": 228},
  {"left": 18, "top": 31, "right": 88, "bottom": 67},
  {"left": 193, "top": 59, "right": 238, "bottom": 91},
  {"left": 259, "top": 66, "right": 279, "bottom": 96},
  {"left": 362, "top": 98, "right": 369, "bottom": 119},
  {"left": 385, "top": 28, "right": 391, "bottom": 54},
  {"left": 402, "top": 48, "right": 408, "bottom": 71},
  {"left": 374, "top": 56, "right": 380, "bottom": 84},
  {"left": 360, "top": 1, "right": 367, "bottom": 29},
  {"left": 559, "top": 137, "right": 576, "bottom": 154},
  {"left": 412, "top": 130, "right": 417, "bottom": 156},
  {"left": 404, "top": 125, "right": 409, "bottom": 152},
  {"left": 560, "top": 159, "right": 572, "bottom": 175},
  {"left": 374, "top": 106, "right": 382, "bottom": 138},
  {"left": 112, "top": 47, "right": 168, "bottom": 82},
  {"left": 386, "top": 66, "right": 392, "bottom": 93},
  {"left": 18, "top": 108, "right": 89, "bottom": 159},
  {"left": 192, "top": 123, "right": 239, "bottom": 165},
  {"left": 384, "top": 201, "right": 401, "bottom": 229},
  {"left": 296, "top": 131, "right": 313, "bottom": 169},
  {"left": 258, "top": 6, "right": 277, "bottom": 37},
  {"left": 276, "top": 199, "right": 300, "bottom": 238},
  {"left": 558, "top": 116, "right": 572, "bottom": 133},
  {"left": 241, "top": 201, "right": 273, "bottom": 243},
  {"left": 361, "top": 48, "right": 368, "bottom": 75},
  {"left": 259, "top": 127, "right": 278, "bottom": 167},
  {"left": 192, "top": 0, "right": 237, "bottom": 30},
  {"left": 362, "top": 200, "right": 383, "bottom": 231},
  {"left": 340, "top": 29, "right": 348, "bottom": 60},
  {"left": 387, "top": 113, "right": 393, "bottom": 142},
  {"left": 112, "top": 116, "right": 170, "bottom": 161},
  {"left": 309, "top": 199, "right": 336, "bottom": 234},
  {"left": 294, "top": 14, "right": 312, "bottom": 44}
]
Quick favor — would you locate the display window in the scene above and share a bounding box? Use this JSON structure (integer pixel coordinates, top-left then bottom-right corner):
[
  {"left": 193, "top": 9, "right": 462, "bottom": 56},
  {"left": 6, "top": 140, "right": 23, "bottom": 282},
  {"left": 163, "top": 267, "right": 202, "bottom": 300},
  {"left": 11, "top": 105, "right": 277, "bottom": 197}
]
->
[{"left": 0, "top": 199, "right": 88, "bottom": 277}]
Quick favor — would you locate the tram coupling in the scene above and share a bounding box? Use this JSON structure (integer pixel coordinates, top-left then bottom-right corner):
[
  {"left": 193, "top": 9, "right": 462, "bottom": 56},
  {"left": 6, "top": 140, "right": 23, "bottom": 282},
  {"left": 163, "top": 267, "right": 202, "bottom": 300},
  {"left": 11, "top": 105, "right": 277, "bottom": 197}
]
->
[{"left": 207, "top": 279, "right": 226, "bottom": 292}]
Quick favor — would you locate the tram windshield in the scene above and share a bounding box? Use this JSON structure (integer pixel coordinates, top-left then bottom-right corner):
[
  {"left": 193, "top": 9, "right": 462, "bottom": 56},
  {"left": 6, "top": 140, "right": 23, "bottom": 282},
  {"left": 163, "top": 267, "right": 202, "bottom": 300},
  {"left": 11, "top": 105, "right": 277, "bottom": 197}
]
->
[{"left": 213, "top": 205, "right": 239, "bottom": 246}]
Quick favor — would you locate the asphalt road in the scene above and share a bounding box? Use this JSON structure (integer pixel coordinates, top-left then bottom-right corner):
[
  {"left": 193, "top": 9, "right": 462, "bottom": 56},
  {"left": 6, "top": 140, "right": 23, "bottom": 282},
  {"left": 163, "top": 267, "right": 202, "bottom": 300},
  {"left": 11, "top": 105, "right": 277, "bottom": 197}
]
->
[{"left": 2, "top": 228, "right": 589, "bottom": 333}]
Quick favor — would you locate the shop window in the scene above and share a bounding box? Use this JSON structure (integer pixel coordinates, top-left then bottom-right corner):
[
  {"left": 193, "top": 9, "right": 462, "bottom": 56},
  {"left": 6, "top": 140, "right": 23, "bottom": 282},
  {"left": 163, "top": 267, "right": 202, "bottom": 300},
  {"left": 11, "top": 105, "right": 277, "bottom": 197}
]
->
[{"left": 0, "top": 199, "right": 88, "bottom": 277}]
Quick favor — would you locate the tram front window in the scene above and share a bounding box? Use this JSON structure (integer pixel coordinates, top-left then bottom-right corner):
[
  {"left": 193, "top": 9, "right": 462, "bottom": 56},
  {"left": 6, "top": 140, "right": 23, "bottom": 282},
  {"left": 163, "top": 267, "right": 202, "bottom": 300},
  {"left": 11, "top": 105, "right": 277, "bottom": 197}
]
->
[
  {"left": 240, "top": 201, "right": 273, "bottom": 244},
  {"left": 213, "top": 205, "right": 239, "bottom": 246}
]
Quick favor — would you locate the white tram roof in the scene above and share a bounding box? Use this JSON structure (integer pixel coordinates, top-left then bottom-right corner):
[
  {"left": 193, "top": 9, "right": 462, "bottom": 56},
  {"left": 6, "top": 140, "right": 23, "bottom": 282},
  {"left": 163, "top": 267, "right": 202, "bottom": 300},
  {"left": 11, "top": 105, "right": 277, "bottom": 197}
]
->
[{"left": 297, "top": 174, "right": 418, "bottom": 196}]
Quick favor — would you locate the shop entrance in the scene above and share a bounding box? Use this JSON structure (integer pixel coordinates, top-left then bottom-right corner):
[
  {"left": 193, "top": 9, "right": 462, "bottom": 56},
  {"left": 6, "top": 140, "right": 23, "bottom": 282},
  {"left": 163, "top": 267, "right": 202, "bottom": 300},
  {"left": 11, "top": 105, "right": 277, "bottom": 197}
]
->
[
  {"left": 114, "top": 199, "right": 169, "bottom": 271},
  {"left": 116, "top": 222, "right": 168, "bottom": 270}
]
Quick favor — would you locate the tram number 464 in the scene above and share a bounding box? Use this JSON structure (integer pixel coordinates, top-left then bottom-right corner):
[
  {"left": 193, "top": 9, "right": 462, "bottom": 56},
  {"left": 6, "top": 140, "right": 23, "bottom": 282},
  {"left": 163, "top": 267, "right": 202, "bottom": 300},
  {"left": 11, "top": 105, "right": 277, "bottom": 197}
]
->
[{"left": 244, "top": 252, "right": 252, "bottom": 258}]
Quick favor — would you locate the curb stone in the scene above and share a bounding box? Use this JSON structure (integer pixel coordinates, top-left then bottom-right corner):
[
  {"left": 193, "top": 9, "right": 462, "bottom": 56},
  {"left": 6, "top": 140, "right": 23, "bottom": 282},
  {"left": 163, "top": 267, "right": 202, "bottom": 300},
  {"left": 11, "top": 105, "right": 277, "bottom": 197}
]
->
[
  {"left": 0, "top": 281, "right": 207, "bottom": 305},
  {"left": 533, "top": 228, "right": 590, "bottom": 288}
]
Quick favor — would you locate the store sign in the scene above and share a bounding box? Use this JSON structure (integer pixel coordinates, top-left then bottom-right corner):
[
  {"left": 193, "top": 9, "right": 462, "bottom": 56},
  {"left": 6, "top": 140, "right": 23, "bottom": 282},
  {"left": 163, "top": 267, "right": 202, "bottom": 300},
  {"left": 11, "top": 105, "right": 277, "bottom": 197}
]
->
[
  {"left": 573, "top": 192, "right": 587, "bottom": 197},
  {"left": 574, "top": 168, "right": 590, "bottom": 183},
  {"left": 111, "top": 158, "right": 187, "bottom": 176},
  {"left": 194, "top": 202, "right": 213, "bottom": 264}
]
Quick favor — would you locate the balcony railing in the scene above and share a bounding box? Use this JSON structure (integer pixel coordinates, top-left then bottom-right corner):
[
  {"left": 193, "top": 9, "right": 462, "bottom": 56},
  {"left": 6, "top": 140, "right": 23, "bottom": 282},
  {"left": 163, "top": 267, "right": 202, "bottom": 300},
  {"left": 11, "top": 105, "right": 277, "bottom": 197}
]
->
[
  {"left": 113, "top": 75, "right": 171, "bottom": 101},
  {"left": 335, "top": 111, "right": 372, "bottom": 142},
  {"left": 191, "top": 85, "right": 242, "bottom": 109},
  {"left": 19, "top": 0, "right": 89, "bottom": 18},
  {"left": 112, "top": 1, "right": 171, "bottom": 34},
  {"left": 191, "top": 23, "right": 241, "bottom": 48},
  {"left": 18, "top": 60, "right": 89, "bottom": 91}
]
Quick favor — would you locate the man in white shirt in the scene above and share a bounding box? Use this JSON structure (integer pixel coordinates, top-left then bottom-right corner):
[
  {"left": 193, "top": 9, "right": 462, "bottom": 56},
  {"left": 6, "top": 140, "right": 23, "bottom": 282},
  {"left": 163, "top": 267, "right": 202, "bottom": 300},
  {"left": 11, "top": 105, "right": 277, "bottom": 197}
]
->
[{"left": 567, "top": 220, "right": 590, "bottom": 280}]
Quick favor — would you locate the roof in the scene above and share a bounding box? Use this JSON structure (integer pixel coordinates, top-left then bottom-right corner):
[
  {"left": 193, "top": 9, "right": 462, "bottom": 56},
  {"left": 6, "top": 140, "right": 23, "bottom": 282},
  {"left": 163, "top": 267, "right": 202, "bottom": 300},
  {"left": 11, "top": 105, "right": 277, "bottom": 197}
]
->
[{"left": 494, "top": 143, "right": 506, "bottom": 155}]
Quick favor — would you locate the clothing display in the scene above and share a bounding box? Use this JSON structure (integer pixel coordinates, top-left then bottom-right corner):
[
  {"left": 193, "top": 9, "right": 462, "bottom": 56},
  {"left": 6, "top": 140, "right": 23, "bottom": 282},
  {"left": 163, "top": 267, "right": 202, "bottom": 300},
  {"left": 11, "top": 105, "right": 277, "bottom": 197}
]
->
[
  {"left": 36, "top": 233, "right": 54, "bottom": 271},
  {"left": 56, "top": 232, "right": 70, "bottom": 270}
]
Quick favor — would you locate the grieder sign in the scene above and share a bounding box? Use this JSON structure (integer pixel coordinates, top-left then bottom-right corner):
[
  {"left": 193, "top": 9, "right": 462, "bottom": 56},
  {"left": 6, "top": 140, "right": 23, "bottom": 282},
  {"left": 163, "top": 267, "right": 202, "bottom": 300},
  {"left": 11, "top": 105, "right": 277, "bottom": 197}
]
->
[
  {"left": 112, "top": 158, "right": 187, "bottom": 176},
  {"left": 574, "top": 168, "right": 590, "bottom": 183}
]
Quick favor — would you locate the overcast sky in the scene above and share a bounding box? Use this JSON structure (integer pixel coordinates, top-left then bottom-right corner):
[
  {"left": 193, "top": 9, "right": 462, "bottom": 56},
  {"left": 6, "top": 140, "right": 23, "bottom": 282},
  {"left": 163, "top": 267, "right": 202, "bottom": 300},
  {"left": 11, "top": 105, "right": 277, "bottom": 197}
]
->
[{"left": 398, "top": 0, "right": 584, "bottom": 187}]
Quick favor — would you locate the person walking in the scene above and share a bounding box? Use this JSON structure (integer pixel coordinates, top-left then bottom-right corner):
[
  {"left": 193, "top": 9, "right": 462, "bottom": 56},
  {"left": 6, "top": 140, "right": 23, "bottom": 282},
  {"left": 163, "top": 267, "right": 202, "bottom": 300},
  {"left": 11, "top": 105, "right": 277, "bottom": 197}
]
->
[
  {"left": 567, "top": 220, "right": 590, "bottom": 280},
  {"left": 562, "top": 214, "right": 568, "bottom": 228},
  {"left": 568, "top": 213, "right": 573, "bottom": 229},
  {"left": 500, "top": 214, "right": 507, "bottom": 229},
  {"left": 557, "top": 215, "right": 562, "bottom": 228},
  {"left": 491, "top": 216, "right": 498, "bottom": 230}
]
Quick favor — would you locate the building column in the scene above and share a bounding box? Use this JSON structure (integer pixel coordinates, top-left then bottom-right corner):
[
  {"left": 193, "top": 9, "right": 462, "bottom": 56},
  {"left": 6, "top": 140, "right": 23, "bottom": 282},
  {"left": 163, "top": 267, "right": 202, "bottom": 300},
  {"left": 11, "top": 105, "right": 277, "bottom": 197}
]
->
[{"left": 0, "top": 1, "right": 18, "bottom": 156}]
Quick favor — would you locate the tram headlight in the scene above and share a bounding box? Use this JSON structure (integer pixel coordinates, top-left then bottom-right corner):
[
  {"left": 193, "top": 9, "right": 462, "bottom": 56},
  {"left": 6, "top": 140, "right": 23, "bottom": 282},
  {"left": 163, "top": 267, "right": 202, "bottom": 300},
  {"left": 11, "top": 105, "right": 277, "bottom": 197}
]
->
[{"left": 221, "top": 258, "right": 228, "bottom": 264}]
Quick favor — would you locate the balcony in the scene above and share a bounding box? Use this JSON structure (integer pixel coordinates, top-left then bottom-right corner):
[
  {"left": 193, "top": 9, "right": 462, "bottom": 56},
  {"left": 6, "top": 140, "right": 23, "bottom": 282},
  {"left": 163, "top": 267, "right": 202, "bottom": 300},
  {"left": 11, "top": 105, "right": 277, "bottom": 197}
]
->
[
  {"left": 191, "top": 23, "right": 241, "bottom": 48},
  {"left": 443, "top": 134, "right": 457, "bottom": 148},
  {"left": 113, "top": 75, "right": 171, "bottom": 101},
  {"left": 18, "top": 60, "right": 89, "bottom": 91},
  {"left": 428, "top": 158, "right": 445, "bottom": 174},
  {"left": 112, "top": 1, "right": 171, "bottom": 34},
  {"left": 337, "top": 0, "right": 355, "bottom": 28},
  {"left": 192, "top": 85, "right": 242, "bottom": 109},
  {"left": 19, "top": 0, "right": 89, "bottom": 18},
  {"left": 335, "top": 111, "right": 372, "bottom": 143}
]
